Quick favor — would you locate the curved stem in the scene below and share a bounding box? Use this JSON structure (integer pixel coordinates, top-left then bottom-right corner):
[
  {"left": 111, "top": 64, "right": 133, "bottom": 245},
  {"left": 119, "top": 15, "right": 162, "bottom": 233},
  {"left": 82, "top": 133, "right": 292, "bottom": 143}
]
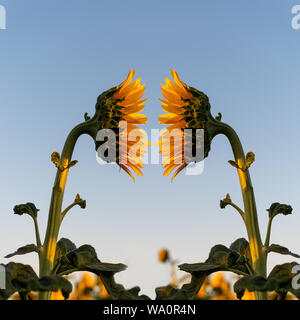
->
[
  {"left": 227, "top": 202, "right": 245, "bottom": 222},
  {"left": 209, "top": 118, "right": 267, "bottom": 299},
  {"left": 39, "top": 120, "right": 95, "bottom": 300},
  {"left": 60, "top": 202, "right": 78, "bottom": 223}
]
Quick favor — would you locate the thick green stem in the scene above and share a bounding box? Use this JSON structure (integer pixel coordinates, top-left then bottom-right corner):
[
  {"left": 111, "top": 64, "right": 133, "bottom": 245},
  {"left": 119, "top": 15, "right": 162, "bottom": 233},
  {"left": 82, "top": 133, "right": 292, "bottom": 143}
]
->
[
  {"left": 38, "top": 121, "right": 93, "bottom": 300},
  {"left": 211, "top": 119, "right": 267, "bottom": 299}
]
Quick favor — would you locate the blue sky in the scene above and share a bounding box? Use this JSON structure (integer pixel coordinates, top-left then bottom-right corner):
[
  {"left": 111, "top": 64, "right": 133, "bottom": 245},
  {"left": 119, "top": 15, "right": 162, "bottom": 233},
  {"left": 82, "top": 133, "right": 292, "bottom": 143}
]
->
[{"left": 0, "top": 0, "right": 300, "bottom": 297}]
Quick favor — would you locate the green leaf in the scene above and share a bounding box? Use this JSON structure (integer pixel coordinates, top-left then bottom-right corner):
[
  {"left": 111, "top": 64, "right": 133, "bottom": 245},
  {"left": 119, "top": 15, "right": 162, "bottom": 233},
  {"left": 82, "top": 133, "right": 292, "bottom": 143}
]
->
[
  {"left": 54, "top": 238, "right": 76, "bottom": 262},
  {"left": 54, "top": 243, "right": 150, "bottom": 300},
  {"left": 56, "top": 244, "right": 126, "bottom": 276},
  {"left": 180, "top": 244, "right": 249, "bottom": 276},
  {"left": 175, "top": 243, "right": 250, "bottom": 300},
  {"left": 65, "top": 245, "right": 100, "bottom": 268},
  {"left": 267, "top": 203, "right": 293, "bottom": 219},
  {"left": 230, "top": 238, "right": 251, "bottom": 262},
  {"left": 5, "top": 244, "right": 38, "bottom": 259},
  {"left": 12, "top": 275, "right": 72, "bottom": 300},
  {"left": 234, "top": 275, "right": 281, "bottom": 300},
  {"left": 207, "top": 244, "right": 240, "bottom": 267},
  {"left": 234, "top": 262, "right": 300, "bottom": 299},
  {"left": 267, "top": 244, "right": 300, "bottom": 258},
  {"left": 268, "top": 262, "right": 300, "bottom": 299},
  {"left": 13, "top": 203, "right": 39, "bottom": 219},
  {"left": 0, "top": 262, "right": 38, "bottom": 300}
]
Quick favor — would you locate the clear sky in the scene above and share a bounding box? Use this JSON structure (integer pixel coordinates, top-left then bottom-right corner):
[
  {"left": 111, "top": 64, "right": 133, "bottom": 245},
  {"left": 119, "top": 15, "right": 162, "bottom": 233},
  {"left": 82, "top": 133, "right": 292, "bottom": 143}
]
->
[{"left": 0, "top": 0, "right": 299, "bottom": 298}]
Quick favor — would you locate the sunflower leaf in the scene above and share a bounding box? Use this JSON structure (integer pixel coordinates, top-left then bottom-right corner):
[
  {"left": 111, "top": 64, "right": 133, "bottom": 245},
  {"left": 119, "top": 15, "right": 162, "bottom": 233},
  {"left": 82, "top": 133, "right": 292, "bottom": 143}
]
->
[
  {"left": 230, "top": 238, "right": 251, "bottom": 261},
  {"left": 234, "top": 262, "right": 300, "bottom": 299},
  {"left": 54, "top": 243, "right": 150, "bottom": 299},
  {"left": 0, "top": 262, "right": 38, "bottom": 300},
  {"left": 54, "top": 238, "right": 76, "bottom": 262},
  {"left": 12, "top": 275, "right": 72, "bottom": 300},
  {"left": 179, "top": 244, "right": 249, "bottom": 276},
  {"left": 267, "top": 244, "right": 300, "bottom": 258},
  {"left": 174, "top": 243, "right": 250, "bottom": 300},
  {"left": 56, "top": 244, "right": 126, "bottom": 276},
  {"left": 5, "top": 244, "right": 38, "bottom": 259}
]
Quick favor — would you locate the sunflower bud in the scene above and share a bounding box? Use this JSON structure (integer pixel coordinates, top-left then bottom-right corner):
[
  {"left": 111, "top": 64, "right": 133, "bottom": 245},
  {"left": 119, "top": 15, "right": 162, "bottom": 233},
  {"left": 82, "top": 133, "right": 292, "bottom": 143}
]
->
[
  {"left": 267, "top": 203, "right": 293, "bottom": 219},
  {"left": 13, "top": 203, "right": 39, "bottom": 219}
]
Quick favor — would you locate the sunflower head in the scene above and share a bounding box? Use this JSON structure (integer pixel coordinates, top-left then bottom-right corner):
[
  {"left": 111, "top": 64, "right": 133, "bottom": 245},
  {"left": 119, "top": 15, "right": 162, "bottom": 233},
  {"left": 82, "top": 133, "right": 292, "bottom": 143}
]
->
[
  {"left": 159, "top": 70, "right": 213, "bottom": 181},
  {"left": 93, "top": 70, "right": 148, "bottom": 181}
]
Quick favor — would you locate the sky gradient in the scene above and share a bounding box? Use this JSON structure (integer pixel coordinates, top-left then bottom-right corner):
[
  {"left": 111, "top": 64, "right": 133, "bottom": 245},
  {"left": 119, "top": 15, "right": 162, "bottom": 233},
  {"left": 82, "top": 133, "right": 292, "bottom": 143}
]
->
[{"left": 0, "top": 0, "right": 300, "bottom": 297}]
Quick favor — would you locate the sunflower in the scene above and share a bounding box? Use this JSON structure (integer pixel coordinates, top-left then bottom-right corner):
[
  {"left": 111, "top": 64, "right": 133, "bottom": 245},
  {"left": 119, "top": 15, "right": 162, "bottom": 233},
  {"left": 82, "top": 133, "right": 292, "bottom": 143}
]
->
[
  {"left": 95, "top": 70, "right": 148, "bottom": 181},
  {"left": 158, "top": 70, "right": 212, "bottom": 181}
]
